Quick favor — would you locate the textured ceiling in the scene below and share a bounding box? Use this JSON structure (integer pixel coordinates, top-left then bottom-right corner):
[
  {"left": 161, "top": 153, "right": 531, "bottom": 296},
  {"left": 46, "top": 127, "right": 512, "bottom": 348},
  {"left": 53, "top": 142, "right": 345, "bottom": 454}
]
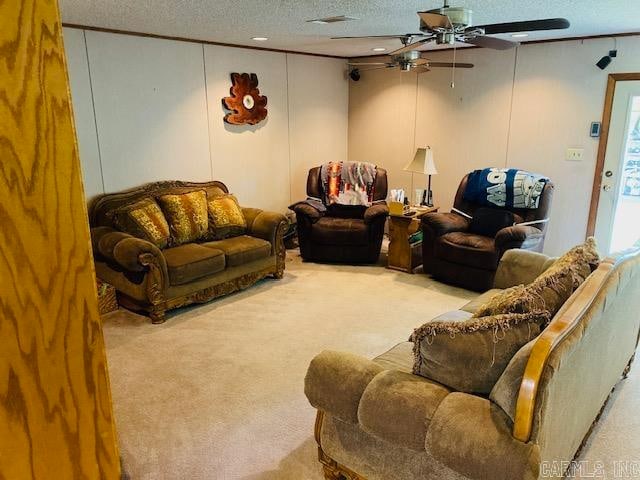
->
[{"left": 59, "top": 0, "right": 640, "bottom": 57}]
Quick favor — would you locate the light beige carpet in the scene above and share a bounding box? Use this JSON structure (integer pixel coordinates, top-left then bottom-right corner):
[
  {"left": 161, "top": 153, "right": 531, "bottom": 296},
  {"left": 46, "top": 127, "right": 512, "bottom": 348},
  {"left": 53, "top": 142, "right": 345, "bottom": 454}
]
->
[{"left": 102, "top": 251, "right": 639, "bottom": 480}]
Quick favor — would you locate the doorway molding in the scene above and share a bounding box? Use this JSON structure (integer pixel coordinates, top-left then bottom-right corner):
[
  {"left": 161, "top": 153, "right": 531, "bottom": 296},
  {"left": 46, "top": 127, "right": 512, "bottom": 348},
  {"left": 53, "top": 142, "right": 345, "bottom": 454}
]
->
[{"left": 587, "top": 73, "right": 640, "bottom": 237}]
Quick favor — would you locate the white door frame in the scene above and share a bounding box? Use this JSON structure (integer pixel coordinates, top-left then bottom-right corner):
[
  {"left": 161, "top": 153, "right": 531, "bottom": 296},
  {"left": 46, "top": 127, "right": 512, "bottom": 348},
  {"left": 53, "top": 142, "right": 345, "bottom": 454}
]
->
[{"left": 587, "top": 73, "right": 640, "bottom": 238}]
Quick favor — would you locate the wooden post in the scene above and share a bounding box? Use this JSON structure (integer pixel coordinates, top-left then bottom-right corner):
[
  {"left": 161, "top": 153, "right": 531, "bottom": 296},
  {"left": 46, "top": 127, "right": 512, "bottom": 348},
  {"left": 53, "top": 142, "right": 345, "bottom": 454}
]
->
[{"left": 0, "top": 0, "right": 121, "bottom": 478}]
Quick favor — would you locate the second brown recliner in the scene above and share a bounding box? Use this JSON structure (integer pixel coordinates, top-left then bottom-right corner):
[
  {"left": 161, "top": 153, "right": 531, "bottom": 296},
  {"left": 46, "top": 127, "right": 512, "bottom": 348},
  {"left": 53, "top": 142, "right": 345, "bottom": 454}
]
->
[
  {"left": 421, "top": 171, "right": 554, "bottom": 291},
  {"left": 291, "top": 166, "right": 389, "bottom": 264}
]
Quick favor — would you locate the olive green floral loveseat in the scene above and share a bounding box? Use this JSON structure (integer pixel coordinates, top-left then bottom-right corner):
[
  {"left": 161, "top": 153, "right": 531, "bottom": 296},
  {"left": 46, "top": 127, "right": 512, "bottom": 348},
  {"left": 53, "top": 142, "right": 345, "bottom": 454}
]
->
[{"left": 89, "top": 180, "right": 287, "bottom": 323}]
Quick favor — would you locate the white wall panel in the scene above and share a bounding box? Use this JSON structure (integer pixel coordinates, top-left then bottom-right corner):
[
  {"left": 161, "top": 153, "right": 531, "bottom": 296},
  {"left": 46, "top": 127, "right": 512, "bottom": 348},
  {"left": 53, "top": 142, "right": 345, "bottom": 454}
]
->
[
  {"left": 348, "top": 68, "right": 418, "bottom": 202},
  {"left": 349, "top": 37, "right": 640, "bottom": 255},
  {"left": 287, "top": 54, "right": 348, "bottom": 202},
  {"left": 204, "top": 46, "right": 290, "bottom": 212},
  {"left": 63, "top": 27, "right": 103, "bottom": 199},
  {"left": 63, "top": 27, "right": 349, "bottom": 213},
  {"left": 508, "top": 40, "right": 608, "bottom": 255},
  {"left": 85, "top": 31, "right": 211, "bottom": 192},
  {"left": 509, "top": 37, "right": 640, "bottom": 255},
  {"left": 415, "top": 48, "right": 516, "bottom": 212}
]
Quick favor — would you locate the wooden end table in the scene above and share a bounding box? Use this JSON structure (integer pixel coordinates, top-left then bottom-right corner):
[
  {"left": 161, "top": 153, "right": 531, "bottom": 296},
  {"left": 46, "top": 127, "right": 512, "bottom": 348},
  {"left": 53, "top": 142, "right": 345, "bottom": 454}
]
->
[{"left": 387, "top": 206, "right": 438, "bottom": 274}]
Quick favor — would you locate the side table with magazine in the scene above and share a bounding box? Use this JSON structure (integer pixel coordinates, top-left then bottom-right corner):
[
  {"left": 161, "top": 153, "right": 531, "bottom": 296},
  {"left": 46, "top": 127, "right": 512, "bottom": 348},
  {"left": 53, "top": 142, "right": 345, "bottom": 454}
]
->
[{"left": 387, "top": 206, "right": 438, "bottom": 273}]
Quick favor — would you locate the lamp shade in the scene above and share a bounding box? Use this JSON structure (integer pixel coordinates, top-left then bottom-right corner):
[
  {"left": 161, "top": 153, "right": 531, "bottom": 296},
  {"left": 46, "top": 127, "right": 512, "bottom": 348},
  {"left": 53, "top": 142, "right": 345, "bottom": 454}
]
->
[{"left": 404, "top": 147, "right": 438, "bottom": 175}]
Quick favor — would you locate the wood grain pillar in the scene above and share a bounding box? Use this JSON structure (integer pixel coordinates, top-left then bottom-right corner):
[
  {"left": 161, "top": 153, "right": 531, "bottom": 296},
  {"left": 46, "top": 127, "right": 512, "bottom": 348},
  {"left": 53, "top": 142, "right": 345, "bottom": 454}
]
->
[{"left": 0, "top": 0, "right": 120, "bottom": 478}]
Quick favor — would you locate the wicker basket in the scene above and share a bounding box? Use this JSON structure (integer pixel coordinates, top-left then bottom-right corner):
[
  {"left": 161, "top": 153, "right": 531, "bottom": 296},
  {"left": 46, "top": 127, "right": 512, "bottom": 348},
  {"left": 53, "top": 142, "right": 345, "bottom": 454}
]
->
[{"left": 97, "top": 280, "right": 118, "bottom": 315}]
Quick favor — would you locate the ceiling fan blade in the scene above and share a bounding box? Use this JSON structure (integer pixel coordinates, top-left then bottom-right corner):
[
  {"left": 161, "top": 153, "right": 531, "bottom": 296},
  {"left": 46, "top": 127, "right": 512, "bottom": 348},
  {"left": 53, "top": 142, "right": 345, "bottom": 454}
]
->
[
  {"left": 465, "top": 35, "right": 519, "bottom": 50},
  {"left": 418, "top": 12, "right": 451, "bottom": 29},
  {"left": 348, "top": 62, "right": 391, "bottom": 66},
  {"left": 427, "top": 62, "right": 474, "bottom": 68},
  {"left": 390, "top": 37, "right": 434, "bottom": 55},
  {"left": 474, "top": 18, "right": 570, "bottom": 35},
  {"left": 332, "top": 34, "right": 427, "bottom": 40},
  {"left": 359, "top": 65, "right": 398, "bottom": 72}
]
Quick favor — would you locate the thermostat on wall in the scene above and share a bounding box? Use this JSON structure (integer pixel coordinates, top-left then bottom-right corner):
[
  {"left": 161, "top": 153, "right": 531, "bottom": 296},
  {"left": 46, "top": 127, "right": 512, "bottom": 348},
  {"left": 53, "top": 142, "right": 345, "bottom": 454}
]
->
[{"left": 590, "top": 122, "right": 601, "bottom": 138}]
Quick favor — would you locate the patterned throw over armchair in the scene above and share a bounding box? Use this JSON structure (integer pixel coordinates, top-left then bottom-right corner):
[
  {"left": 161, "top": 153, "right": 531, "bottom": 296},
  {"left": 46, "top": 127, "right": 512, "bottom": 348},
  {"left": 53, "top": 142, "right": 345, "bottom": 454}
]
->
[
  {"left": 421, "top": 168, "right": 554, "bottom": 291},
  {"left": 290, "top": 162, "right": 389, "bottom": 264}
]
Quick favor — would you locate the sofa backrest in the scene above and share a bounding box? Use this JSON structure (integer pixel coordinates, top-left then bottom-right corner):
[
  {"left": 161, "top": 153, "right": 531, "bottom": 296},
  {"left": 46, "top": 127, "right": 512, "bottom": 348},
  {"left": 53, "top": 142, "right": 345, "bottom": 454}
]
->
[
  {"left": 513, "top": 249, "right": 640, "bottom": 465},
  {"left": 453, "top": 173, "right": 555, "bottom": 229},
  {"left": 88, "top": 180, "right": 229, "bottom": 228}
]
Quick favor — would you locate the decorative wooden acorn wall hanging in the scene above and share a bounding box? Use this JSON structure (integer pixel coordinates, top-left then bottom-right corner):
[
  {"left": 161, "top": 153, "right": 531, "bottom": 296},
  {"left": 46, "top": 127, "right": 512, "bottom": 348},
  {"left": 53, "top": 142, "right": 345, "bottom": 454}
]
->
[{"left": 222, "top": 72, "right": 268, "bottom": 125}]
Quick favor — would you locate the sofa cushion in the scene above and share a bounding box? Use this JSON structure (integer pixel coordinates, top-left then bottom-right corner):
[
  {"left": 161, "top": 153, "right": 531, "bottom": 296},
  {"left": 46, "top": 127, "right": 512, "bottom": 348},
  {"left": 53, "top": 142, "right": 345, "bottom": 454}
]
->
[
  {"left": 460, "top": 288, "right": 504, "bottom": 314},
  {"left": 311, "top": 217, "right": 368, "bottom": 245},
  {"left": 490, "top": 339, "right": 536, "bottom": 422},
  {"left": 358, "top": 370, "right": 450, "bottom": 451},
  {"left": 207, "top": 194, "right": 247, "bottom": 240},
  {"left": 163, "top": 244, "right": 225, "bottom": 285},
  {"left": 372, "top": 342, "right": 414, "bottom": 373},
  {"left": 202, "top": 235, "right": 271, "bottom": 267},
  {"left": 157, "top": 190, "right": 209, "bottom": 246},
  {"left": 425, "top": 393, "right": 541, "bottom": 480},
  {"left": 112, "top": 197, "right": 171, "bottom": 249},
  {"left": 436, "top": 232, "right": 499, "bottom": 270},
  {"left": 411, "top": 310, "right": 548, "bottom": 394},
  {"left": 473, "top": 238, "right": 600, "bottom": 319}
]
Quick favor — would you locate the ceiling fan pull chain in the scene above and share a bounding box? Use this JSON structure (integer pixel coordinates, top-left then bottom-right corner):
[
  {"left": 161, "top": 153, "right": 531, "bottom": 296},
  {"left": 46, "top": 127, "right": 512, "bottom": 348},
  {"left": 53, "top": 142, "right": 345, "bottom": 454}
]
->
[{"left": 451, "top": 44, "right": 457, "bottom": 88}]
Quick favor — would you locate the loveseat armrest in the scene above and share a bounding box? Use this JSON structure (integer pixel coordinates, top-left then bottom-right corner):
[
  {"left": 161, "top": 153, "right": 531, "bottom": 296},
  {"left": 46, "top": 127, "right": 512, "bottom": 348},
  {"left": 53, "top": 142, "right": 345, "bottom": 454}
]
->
[
  {"left": 241, "top": 207, "right": 264, "bottom": 231},
  {"left": 421, "top": 212, "right": 469, "bottom": 237},
  {"left": 91, "top": 227, "right": 168, "bottom": 276},
  {"left": 495, "top": 225, "right": 544, "bottom": 255},
  {"left": 425, "top": 393, "right": 540, "bottom": 480},
  {"left": 305, "top": 350, "right": 384, "bottom": 424},
  {"left": 494, "top": 249, "right": 556, "bottom": 289},
  {"left": 363, "top": 202, "right": 389, "bottom": 224},
  {"left": 246, "top": 210, "right": 288, "bottom": 253}
]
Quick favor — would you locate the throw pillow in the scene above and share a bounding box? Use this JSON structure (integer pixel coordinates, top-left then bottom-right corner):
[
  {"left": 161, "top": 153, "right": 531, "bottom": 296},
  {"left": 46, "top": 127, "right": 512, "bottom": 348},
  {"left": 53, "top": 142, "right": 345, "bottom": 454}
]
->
[
  {"left": 113, "top": 198, "right": 171, "bottom": 249},
  {"left": 207, "top": 194, "right": 247, "bottom": 240},
  {"left": 473, "top": 238, "right": 600, "bottom": 319},
  {"left": 468, "top": 207, "right": 515, "bottom": 238},
  {"left": 157, "top": 190, "right": 209, "bottom": 246},
  {"left": 411, "top": 310, "right": 549, "bottom": 394}
]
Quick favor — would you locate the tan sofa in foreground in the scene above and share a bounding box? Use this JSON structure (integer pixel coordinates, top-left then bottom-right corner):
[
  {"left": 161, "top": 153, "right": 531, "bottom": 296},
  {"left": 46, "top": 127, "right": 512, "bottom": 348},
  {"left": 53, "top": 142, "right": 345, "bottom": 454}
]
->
[
  {"left": 305, "top": 248, "right": 640, "bottom": 480},
  {"left": 89, "top": 180, "right": 287, "bottom": 323}
]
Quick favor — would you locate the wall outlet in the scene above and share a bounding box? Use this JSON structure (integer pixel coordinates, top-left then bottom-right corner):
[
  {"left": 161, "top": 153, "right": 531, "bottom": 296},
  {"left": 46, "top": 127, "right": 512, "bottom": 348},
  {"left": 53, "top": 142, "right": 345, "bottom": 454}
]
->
[{"left": 566, "top": 148, "right": 584, "bottom": 161}]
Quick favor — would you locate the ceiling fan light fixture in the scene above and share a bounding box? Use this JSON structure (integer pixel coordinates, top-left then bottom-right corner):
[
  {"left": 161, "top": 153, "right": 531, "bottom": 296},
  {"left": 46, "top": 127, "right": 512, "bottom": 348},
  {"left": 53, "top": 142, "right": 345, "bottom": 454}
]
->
[{"left": 251, "top": 37, "right": 268, "bottom": 41}]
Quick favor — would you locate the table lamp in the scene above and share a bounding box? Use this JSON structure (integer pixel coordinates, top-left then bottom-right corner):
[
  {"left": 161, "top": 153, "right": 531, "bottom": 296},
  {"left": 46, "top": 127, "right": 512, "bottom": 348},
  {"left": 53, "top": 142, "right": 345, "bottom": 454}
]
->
[{"left": 404, "top": 147, "right": 438, "bottom": 206}]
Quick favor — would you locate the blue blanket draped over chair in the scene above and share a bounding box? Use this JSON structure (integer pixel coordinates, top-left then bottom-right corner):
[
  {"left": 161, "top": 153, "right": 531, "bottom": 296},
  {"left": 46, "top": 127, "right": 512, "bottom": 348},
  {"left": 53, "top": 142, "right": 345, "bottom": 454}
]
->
[{"left": 463, "top": 168, "right": 549, "bottom": 209}]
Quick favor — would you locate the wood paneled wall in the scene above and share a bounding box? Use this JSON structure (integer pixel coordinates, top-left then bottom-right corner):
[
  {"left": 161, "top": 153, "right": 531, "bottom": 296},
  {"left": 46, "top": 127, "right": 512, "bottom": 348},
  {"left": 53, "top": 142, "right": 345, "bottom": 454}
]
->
[
  {"left": 62, "top": 27, "right": 349, "bottom": 207},
  {"left": 349, "top": 36, "right": 640, "bottom": 256},
  {"left": 0, "top": 1, "right": 120, "bottom": 478}
]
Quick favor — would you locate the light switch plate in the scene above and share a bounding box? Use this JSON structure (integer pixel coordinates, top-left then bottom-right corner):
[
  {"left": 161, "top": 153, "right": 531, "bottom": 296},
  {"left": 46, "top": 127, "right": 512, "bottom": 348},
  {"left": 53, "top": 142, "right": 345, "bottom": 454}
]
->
[{"left": 566, "top": 148, "right": 584, "bottom": 161}]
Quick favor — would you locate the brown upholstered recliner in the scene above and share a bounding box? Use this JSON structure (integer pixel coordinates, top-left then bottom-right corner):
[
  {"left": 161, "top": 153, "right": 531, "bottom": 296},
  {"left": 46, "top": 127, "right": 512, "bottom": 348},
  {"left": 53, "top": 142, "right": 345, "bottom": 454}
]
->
[
  {"left": 291, "top": 166, "right": 389, "bottom": 264},
  {"left": 421, "top": 173, "right": 554, "bottom": 291}
]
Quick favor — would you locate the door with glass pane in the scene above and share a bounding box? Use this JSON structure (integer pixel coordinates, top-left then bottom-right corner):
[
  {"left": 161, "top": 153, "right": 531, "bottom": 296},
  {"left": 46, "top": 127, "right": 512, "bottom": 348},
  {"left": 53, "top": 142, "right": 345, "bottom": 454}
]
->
[{"left": 594, "top": 79, "right": 640, "bottom": 254}]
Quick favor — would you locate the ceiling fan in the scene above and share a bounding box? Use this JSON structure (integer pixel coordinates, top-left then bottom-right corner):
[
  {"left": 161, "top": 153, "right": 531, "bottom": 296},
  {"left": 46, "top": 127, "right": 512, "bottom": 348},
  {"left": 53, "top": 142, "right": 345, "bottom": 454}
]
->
[
  {"left": 347, "top": 48, "right": 474, "bottom": 74},
  {"left": 334, "top": 1, "right": 570, "bottom": 56}
]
